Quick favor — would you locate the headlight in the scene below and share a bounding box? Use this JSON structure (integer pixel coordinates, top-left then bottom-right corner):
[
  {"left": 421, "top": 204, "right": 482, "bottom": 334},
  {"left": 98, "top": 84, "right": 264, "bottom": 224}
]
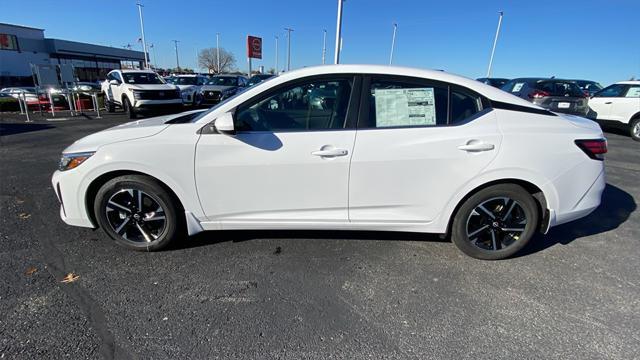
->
[
  {"left": 133, "top": 91, "right": 143, "bottom": 100},
  {"left": 59, "top": 152, "right": 95, "bottom": 171}
]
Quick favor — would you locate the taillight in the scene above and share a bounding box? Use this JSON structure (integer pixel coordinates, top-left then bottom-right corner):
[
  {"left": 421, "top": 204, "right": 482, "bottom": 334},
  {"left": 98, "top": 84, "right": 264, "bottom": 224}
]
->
[
  {"left": 529, "top": 90, "right": 550, "bottom": 99},
  {"left": 575, "top": 139, "right": 607, "bottom": 160}
]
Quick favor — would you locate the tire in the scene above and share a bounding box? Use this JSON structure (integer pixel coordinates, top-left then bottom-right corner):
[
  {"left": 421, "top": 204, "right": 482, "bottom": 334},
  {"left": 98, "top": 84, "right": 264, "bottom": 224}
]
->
[
  {"left": 94, "top": 175, "right": 183, "bottom": 251},
  {"left": 123, "top": 96, "right": 136, "bottom": 119},
  {"left": 451, "top": 184, "right": 539, "bottom": 260},
  {"left": 630, "top": 118, "right": 640, "bottom": 142},
  {"left": 104, "top": 93, "right": 116, "bottom": 113}
]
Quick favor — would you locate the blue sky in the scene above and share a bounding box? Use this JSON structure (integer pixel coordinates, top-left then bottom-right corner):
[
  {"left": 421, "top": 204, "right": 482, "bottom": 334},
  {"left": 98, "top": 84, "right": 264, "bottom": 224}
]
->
[{"left": 3, "top": 0, "right": 639, "bottom": 85}]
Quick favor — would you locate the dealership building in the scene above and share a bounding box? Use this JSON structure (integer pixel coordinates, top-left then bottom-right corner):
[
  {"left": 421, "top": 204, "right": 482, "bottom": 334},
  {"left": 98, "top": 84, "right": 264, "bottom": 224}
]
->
[{"left": 0, "top": 23, "right": 145, "bottom": 87}]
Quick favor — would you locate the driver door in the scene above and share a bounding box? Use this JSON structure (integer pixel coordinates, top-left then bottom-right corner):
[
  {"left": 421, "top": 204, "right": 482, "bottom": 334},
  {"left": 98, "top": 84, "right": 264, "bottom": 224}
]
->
[{"left": 194, "top": 75, "right": 359, "bottom": 226}]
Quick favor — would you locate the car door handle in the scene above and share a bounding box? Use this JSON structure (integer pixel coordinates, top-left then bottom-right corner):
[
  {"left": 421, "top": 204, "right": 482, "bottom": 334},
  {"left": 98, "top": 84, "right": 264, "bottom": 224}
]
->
[
  {"left": 457, "top": 142, "right": 495, "bottom": 152},
  {"left": 311, "top": 148, "right": 349, "bottom": 157},
  {"left": 604, "top": 102, "right": 613, "bottom": 104}
]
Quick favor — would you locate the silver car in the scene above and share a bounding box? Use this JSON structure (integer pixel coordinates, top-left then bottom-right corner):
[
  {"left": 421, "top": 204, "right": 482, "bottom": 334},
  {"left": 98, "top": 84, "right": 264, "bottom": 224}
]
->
[{"left": 501, "top": 78, "right": 589, "bottom": 116}]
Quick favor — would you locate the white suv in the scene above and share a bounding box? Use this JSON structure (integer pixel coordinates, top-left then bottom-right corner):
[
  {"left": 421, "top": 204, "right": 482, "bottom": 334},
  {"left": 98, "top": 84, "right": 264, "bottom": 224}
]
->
[
  {"left": 102, "top": 69, "right": 183, "bottom": 119},
  {"left": 587, "top": 81, "right": 640, "bottom": 141}
]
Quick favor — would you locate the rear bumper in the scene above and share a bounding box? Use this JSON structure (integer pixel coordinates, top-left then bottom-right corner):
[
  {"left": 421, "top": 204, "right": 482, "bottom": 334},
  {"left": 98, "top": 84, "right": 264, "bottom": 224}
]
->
[{"left": 549, "top": 167, "right": 605, "bottom": 227}]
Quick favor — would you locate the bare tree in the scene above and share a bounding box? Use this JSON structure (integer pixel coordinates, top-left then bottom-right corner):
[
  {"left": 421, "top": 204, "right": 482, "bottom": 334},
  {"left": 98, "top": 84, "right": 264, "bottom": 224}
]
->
[{"left": 198, "top": 48, "right": 236, "bottom": 74}]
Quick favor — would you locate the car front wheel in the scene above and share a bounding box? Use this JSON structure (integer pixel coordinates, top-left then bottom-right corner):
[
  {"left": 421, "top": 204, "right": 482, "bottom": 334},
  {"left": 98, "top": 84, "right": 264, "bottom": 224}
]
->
[
  {"left": 451, "top": 184, "right": 539, "bottom": 260},
  {"left": 122, "top": 97, "right": 136, "bottom": 119},
  {"left": 94, "top": 175, "right": 183, "bottom": 251}
]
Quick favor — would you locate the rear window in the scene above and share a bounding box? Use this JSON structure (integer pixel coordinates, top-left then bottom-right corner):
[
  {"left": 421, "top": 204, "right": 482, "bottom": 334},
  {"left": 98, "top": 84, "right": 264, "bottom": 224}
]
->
[{"left": 535, "top": 81, "right": 584, "bottom": 97}]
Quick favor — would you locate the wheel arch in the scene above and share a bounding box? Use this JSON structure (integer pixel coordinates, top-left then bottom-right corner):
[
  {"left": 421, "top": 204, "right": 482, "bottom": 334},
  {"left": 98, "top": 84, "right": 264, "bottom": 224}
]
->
[
  {"left": 445, "top": 178, "right": 549, "bottom": 236},
  {"left": 85, "top": 170, "right": 185, "bottom": 228},
  {"left": 630, "top": 111, "right": 640, "bottom": 121}
]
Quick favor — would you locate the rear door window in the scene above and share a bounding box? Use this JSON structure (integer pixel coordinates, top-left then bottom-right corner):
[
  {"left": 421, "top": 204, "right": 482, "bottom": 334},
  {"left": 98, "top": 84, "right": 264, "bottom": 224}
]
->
[
  {"left": 594, "top": 84, "right": 627, "bottom": 98},
  {"left": 624, "top": 86, "right": 640, "bottom": 98}
]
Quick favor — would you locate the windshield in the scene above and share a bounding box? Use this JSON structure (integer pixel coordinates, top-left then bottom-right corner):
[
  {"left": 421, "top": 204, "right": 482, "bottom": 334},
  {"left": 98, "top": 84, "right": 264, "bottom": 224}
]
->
[
  {"left": 189, "top": 91, "right": 244, "bottom": 123},
  {"left": 164, "top": 77, "right": 176, "bottom": 84},
  {"left": 175, "top": 77, "right": 198, "bottom": 85},
  {"left": 122, "top": 72, "right": 165, "bottom": 85},
  {"left": 206, "top": 77, "right": 236, "bottom": 86}
]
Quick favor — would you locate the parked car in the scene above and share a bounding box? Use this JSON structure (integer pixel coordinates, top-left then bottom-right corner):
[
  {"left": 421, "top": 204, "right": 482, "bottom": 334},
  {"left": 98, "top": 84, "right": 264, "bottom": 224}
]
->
[
  {"left": 198, "top": 75, "right": 248, "bottom": 105},
  {"left": 52, "top": 65, "right": 606, "bottom": 260},
  {"left": 172, "top": 75, "right": 207, "bottom": 105},
  {"left": 101, "top": 69, "right": 182, "bottom": 119},
  {"left": 1, "top": 87, "right": 38, "bottom": 103},
  {"left": 247, "top": 74, "right": 275, "bottom": 87},
  {"left": 501, "top": 78, "right": 589, "bottom": 116},
  {"left": 574, "top": 80, "right": 603, "bottom": 97},
  {"left": 587, "top": 81, "right": 640, "bottom": 141},
  {"left": 476, "top": 77, "right": 510, "bottom": 88}
]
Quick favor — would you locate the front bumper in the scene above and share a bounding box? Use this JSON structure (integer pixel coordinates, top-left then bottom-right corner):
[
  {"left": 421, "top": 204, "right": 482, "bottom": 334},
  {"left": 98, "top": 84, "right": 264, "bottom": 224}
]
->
[
  {"left": 133, "top": 99, "right": 184, "bottom": 113},
  {"left": 51, "top": 170, "right": 95, "bottom": 228}
]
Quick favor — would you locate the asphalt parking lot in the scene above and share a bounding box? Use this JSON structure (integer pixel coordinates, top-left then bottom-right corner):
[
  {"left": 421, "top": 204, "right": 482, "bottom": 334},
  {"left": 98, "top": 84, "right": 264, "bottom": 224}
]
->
[{"left": 1, "top": 111, "right": 639, "bottom": 360}]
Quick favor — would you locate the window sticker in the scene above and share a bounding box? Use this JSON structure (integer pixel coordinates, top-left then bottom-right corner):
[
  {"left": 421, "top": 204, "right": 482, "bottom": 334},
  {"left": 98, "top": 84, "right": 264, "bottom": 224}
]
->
[
  {"left": 373, "top": 88, "right": 436, "bottom": 127},
  {"left": 512, "top": 82, "right": 525, "bottom": 92},
  {"left": 625, "top": 87, "right": 640, "bottom": 98}
]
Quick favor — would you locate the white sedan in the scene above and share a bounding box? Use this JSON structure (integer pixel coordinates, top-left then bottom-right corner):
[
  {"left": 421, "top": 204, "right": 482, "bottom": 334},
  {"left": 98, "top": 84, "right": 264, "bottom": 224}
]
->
[
  {"left": 52, "top": 65, "right": 607, "bottom": 260},
  {"left": 587, "top": 80, "right": 640, "bottom": 141}
]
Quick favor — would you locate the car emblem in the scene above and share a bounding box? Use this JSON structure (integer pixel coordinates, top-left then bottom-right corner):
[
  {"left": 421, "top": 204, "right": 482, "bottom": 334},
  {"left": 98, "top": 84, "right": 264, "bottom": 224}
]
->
[{"left": 209, "top": 92, "right": 214, "bottom": 96}]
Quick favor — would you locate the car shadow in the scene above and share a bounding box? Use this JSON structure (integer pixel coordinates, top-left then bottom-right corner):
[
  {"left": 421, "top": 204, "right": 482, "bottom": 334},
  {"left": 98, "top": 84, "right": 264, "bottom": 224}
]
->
[
  {"left": 518, "top": 183, "right": 636, "bottom": 257},
  {"left": 172, "top": 183, "right": 635, "bottom": 257},
  {"left": 0, "top": 122, "right": 55, "bottom": 136}
]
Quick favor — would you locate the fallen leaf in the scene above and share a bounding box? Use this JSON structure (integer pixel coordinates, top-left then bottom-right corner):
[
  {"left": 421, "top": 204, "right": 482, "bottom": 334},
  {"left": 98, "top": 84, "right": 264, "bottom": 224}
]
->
[
  {"left": 25, "top": 267, "right": 37, "bottom": 275},
  {"left": 273, "top": 246, "right": 282, "bottom": 255},
  {"left": 60, "top": 273, "right": 79, "bottom": 283},
  {"left": 18, "top": 213, "right": 31, "bottom": 220},
  {"left": 15, "top": 197, "right": 25, "bottom": 204}
]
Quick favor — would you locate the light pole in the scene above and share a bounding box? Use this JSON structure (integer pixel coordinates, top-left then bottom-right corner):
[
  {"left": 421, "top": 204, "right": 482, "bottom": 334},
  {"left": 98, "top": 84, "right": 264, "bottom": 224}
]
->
[
  {"left": 322, "top": 29, "right": 327, "bottom": 65},
  {"left": 216, "top": 32, "right": 220, "bottom": 73},
  {"left": 284, "top": 27, "right": 294, "bottom": 71},
  {"left": 486, "top": 11, "right": 504, "bottom": 78},
  {"left": 334, "top": 0, "right": 344, "bottom": 64},
  {"left": 136, "top": 2, "right": 149, "bottom": 69},
  {"left": 275, "top": 35, "right": 279, "bottom": 73},
  {"left": 389, "top": 23, "right": 397, "bottom": 65},
  {"left": 172, "top": 40, "right": 180, "bottom": 70}
]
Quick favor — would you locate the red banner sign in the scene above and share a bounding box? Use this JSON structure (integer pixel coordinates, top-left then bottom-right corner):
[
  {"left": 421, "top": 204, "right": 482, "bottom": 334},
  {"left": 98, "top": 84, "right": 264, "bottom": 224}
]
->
[{"left": 247, "top": 36, "right": 262, "bottom": 59}]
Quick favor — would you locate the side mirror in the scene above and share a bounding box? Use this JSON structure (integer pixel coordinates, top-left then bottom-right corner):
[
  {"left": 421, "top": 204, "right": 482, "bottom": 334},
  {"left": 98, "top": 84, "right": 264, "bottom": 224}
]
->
[
  {"left": 214, "top": 112, "right": 235, "bottom": 135},
  {"left": 109, "top": 79, "right": 119, "bottom": 85}
]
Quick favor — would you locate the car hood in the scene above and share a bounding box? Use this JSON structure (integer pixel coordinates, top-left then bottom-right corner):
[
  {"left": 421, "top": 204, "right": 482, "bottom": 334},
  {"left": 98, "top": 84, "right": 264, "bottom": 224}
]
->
[
  {"left": 127, "top": 84, "right": 178, "bottom": 91},
  {"left": 62, "top": 111, "right": 198, "bottom": 154},
  {"left": 200, "top": 85, "right": 235, "bottom": 92},
  {"left": 176, "top": 84, "right": 198, "bottom": 91}
]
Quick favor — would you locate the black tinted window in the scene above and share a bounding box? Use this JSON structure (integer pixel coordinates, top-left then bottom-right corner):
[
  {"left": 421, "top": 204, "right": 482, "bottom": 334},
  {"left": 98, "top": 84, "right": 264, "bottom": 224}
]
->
[
  {"left": 535, "top": 81, "right": 584, "bottom": 97},
  {"left": 450, "top": 89, "right": 482, "bottom": 124},
  {"left": 235, "top": 79, "right": 352, "bottom": 131},
  {"left": 368, "top": 80, "right": 448, "bottom": 127}
]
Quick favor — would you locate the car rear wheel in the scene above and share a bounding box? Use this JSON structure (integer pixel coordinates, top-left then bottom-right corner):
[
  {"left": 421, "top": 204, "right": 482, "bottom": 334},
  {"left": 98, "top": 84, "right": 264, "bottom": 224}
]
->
[
  {"left": 94, "top": 175, "right": 183, "bottom": 251},
  {"left": 630, "top": 118, "right": 640, "bottom": 142},
  {"left": 104, "top": 93, "right": 116, "bottom": 113},
  {"left": 123, "top": 97, "right": 136, "bottom": 119},
  {"left": 451, "top": 184, "right": 539, "bottom": 260}
]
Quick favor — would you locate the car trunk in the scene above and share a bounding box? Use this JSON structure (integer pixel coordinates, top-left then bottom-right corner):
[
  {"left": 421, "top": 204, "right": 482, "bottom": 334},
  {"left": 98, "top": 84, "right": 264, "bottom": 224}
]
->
[{"left": 531, "top": 81, "right": 588, "bottom": 115}]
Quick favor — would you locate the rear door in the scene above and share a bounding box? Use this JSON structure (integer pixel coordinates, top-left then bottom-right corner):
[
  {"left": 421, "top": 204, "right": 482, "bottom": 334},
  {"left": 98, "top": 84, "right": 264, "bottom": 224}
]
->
[{"left": 348, "top": 75, "right": 501, "bottom": 224}]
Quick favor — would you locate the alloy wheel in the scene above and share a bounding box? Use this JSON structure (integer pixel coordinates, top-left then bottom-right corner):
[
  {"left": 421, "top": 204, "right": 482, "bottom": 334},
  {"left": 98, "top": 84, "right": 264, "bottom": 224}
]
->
[
  {"left": 105, "top": 188, "right": 167, "bottom": 243},
  {"left": 633, "top": 121, "right": 640, "bottom": 138},
  {"left": 465, "top": 197, "right": 528, "bottom": 251}
]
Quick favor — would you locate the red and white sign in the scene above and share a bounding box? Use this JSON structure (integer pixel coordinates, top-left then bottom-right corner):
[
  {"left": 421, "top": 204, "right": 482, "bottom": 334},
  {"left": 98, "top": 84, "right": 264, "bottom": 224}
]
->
[{"left": 247, "top": 36, "right": 262, "bottom": 59}]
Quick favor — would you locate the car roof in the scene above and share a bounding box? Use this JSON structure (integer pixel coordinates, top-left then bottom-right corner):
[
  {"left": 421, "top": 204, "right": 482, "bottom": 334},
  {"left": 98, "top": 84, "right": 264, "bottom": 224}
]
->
[
  {"left": 279, "top": 65, "right": 542, "bottom": 109},
  {"left": 117, "top": 69, "right": 157, "bottom": 74},
  {"left": 616, "top": 80, "right": 640, "bottom": 85},
  {"left": 175, "top": 74, "right": 199, "bottom": 77}
]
